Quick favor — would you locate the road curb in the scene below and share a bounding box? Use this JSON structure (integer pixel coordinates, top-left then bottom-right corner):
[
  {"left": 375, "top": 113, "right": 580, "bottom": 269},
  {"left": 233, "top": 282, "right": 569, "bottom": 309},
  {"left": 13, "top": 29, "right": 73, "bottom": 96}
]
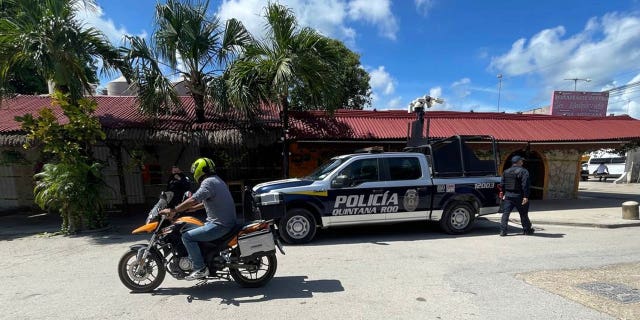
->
[{"left": 527, "top": 220, "right": 640, "bottom": 229}]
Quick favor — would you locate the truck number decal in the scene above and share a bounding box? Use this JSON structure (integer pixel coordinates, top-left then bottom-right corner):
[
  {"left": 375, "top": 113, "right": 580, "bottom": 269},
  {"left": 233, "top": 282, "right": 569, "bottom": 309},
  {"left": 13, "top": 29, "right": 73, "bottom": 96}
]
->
[
  {"left": 332, "top": 192, "right": 399, "bottom": 216},
  {"left": 474, "top": 182, "right": 495, "bottom": 189}
]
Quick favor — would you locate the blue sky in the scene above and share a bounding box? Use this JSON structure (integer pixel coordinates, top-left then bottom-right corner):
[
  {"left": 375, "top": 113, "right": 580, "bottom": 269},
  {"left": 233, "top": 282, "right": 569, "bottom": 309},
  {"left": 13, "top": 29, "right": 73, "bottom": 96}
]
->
[{"left": 81, "top": 0, "right": 640, "bottom": 117}]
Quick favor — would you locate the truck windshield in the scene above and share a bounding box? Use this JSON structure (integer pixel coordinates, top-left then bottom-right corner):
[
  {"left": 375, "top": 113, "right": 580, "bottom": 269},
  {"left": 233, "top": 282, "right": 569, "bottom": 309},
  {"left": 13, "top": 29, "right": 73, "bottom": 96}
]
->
[{"left": 305, "top": 157, "right": 351, "bottom": 180}]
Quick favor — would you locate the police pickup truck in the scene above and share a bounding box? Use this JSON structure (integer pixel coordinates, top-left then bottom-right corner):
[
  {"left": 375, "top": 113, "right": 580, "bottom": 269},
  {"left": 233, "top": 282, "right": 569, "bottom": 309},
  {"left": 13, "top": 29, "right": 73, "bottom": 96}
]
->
[{"left": 249, "top": 136, "right": 502, "bottom": 244}]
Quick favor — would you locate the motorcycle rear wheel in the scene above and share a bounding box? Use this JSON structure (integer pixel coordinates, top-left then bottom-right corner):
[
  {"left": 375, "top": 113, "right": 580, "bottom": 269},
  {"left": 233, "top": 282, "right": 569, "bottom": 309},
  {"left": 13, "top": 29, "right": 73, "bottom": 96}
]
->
[
  {"left": 118, "top": 250, "right": 166, "bottom": 293},
  {"left": 230, "top": 253, "right": 277, "bottom": 288}
]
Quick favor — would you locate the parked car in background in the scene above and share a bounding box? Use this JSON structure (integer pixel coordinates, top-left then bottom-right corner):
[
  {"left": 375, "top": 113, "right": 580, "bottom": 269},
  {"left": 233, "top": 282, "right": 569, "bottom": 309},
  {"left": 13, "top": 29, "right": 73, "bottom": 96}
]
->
[{"left": 581, "top": 162, "right": 589, "bottom": 181}]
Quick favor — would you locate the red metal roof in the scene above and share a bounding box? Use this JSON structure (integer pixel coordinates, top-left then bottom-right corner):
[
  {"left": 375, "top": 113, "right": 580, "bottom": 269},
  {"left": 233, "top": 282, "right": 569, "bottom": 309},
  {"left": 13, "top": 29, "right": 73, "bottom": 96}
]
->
[
  {"left": 0, "top": 95, "right": 280, "bottom": 133},
  {"left": 288, "top": 109, "right": 640, "bottom": 142},
  {"left": 2, "top": 96, "right": 640, "bottom": 142}
]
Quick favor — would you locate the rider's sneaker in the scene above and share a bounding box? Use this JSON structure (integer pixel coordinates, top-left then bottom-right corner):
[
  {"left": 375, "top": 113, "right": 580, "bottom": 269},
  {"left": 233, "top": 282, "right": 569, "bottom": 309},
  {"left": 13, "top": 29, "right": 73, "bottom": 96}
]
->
[{"left": 185, "top": 267, "right": 209, "bottom": 281}]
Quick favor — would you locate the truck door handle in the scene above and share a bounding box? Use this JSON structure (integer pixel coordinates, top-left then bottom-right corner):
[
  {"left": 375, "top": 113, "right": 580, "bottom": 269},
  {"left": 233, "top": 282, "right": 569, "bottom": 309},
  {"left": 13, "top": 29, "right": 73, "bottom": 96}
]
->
[
  {"left": 417, "top": 187, "right": 427, "bottom": 191},
  {"left": 372, "top": 189, "right": 384, "bottom": 193}
]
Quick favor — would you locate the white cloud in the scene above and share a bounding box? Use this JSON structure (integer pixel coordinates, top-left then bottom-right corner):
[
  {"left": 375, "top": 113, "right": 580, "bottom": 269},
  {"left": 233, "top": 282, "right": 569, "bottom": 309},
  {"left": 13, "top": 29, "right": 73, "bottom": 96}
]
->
[
  {"left": 387, "top": 96, "right": 403, "bottom": 108},
  {"left": 451, "top": 78, "right": 472, "bottom": 100},
  {"left": 76, "top": 4, "right": 145, "bottom": 46},
  {"left": 347, "top": 0, "right": 397, "bottom": 40},
  {"left": 217, "top": 0, "right": 398, "bottom": 42},
  {"left": 490, "top": 12, "right": 640, "bottom": 97},
  {"left": 608, "top": 73, "right": 640, "bottom": 118},
  {"left": 451, "top": 78, "right": 471, "bottom": 87},
  {"left": 429, "top": 86, "right": 442, "bottom": 99},
  {"left": 369, "top": 66, "right": 395, "bottom": 95},
  {"left": 414, "top": 0, "right": 435, "bottom": 16}
]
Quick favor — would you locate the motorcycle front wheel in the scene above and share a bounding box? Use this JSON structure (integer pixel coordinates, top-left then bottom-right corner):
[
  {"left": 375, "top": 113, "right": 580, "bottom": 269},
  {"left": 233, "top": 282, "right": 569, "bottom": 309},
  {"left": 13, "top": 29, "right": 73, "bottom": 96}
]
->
[
  {"left": 118, "top": 250, "right": 166, "bottom": 293},
  {"left": 230, "top": 253, "right": 277, "bottom": 288}
]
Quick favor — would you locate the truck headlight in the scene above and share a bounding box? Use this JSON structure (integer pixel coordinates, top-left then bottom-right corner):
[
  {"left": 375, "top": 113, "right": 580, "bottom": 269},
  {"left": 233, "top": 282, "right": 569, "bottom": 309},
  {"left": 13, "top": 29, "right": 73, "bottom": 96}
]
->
[{"left": 256, "top": 192, "right": 283, "bottom": 206}]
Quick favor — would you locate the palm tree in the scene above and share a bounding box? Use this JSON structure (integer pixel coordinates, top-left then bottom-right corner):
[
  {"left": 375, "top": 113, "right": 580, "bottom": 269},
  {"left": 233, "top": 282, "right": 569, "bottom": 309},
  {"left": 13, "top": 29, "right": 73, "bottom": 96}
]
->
[
  {"left": 224, "top": 3, "right": 342, "bottom": 177},
  {"left": 0, "top": 0, "right": 125, "bottom": 102},
  {"left": 123, "top": 0, "right": 252, "bottom": 122}
]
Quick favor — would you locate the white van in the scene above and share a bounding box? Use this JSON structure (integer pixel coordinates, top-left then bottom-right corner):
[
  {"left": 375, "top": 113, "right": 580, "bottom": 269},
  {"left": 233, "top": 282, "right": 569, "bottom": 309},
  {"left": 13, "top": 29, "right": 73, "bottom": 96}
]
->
[{"left": 587, "top": 150, "right": 626, "bottom": 179}]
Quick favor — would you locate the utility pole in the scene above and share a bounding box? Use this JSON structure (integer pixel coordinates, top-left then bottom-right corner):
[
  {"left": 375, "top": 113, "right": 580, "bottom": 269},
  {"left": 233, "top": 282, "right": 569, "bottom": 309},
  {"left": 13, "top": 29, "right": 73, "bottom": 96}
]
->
[
  {"left": 564, "top": 77, "right": 591, "bottom": 91},
  {"left": 497, "top": 74, "right": 503, "bottom": 112}
]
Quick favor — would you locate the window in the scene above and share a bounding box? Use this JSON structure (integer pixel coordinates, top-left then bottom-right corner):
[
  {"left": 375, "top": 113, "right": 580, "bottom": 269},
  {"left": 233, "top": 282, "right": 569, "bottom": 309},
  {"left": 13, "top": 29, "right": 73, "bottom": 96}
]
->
[
  {"left": 590, "top": 157, "right": 626, "bottom": 164},
  {"left": 338, "top": 159, "right": 379, "bottom": 186},
  {"left": 385, "top": 157, "right": 422, "bottom": 180},
  {"left": 306, "top": 156, "right": 352, "bottom": 180}
]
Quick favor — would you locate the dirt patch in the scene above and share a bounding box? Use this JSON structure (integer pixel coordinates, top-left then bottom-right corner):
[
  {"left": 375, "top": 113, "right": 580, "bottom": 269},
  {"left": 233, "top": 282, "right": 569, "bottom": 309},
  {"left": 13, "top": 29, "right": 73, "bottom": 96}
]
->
[{"left": 518, "top": 262, "right": 640, "bottom": 320}]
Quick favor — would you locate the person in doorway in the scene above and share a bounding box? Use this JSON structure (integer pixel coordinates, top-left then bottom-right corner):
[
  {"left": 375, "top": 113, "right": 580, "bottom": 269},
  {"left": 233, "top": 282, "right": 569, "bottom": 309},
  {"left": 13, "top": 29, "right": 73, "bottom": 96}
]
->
[
  {"left": 159, "top": 158, "right": 237, "bottom": 280},
  {"left": 595, "top": 163, "right": 609, "bottom": 182},
  {"left": 500, "top": 155, "right": 534, "bottom": 236}
]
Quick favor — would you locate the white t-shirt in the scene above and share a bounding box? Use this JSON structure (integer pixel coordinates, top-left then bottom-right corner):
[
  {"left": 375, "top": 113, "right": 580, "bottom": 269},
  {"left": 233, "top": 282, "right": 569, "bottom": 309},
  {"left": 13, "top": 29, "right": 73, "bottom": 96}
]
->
[{"left": 596, "top": 164, "right": 608, "bottom": 174}]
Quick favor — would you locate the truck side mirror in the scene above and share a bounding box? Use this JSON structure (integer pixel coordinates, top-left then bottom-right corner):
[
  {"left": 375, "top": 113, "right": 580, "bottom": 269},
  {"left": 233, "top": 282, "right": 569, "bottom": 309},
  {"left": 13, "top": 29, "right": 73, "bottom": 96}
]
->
[{"left": 331, "top": 175, "right": 351, "bottom": 188}]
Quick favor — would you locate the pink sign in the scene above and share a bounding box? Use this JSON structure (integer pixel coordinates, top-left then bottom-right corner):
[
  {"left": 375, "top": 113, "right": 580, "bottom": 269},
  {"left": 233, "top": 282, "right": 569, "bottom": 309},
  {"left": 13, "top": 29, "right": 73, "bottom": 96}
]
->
[{"left": 550, "top": 91, "right": 609, "bottom": 117}]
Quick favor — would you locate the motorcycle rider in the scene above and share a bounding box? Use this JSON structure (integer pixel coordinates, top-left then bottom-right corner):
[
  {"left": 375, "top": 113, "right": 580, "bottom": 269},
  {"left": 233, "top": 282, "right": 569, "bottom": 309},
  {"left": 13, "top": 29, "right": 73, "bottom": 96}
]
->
[{"left": 159, "top": 158, "right": 237, "bottom": 280}]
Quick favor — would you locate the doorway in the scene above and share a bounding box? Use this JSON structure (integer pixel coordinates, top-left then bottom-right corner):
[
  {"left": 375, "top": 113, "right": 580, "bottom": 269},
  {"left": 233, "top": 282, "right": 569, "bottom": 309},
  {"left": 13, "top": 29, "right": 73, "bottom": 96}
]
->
[{"left": 502, "top": 151, "right": 545, "bottom": 200}]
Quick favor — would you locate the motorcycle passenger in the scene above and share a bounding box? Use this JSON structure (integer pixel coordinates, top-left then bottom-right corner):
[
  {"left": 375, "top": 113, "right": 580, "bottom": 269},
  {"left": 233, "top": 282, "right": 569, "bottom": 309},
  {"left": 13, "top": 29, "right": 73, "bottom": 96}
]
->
[
  {"left": 166, "top": 166, "right": 191, "bottom": 208},
  {"left": 159, "top": 158, "right": 237, "bottom": 280}
]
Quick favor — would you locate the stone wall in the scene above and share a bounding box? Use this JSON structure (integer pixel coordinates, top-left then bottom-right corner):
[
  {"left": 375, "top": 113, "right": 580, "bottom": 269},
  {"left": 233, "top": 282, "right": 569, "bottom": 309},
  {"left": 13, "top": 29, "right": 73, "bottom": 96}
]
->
[
  {"left": 0, "top": 148, "right": 41, "bottom": 213},
  {"left": 543, "top": 149, "right": 582, "bottom": 199}
]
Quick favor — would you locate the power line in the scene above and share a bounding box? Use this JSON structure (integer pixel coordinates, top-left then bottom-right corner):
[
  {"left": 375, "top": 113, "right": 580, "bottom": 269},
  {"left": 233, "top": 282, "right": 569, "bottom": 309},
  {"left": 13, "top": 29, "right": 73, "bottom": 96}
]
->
[{"left": 606, "top": 81, "right": 640, "bottom": 95}]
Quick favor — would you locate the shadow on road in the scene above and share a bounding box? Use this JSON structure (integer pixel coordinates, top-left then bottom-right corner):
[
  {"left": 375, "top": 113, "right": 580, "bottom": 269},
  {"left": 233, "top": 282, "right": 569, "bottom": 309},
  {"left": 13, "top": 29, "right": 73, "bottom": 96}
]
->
[
  {"left": 0, "top": 211, "right": 153, "bottom": 243},
  {"left": 577, "top": 191, "right": 640, "bottom": 201},
  {"left": 531, "top": 198, "right": 630, "bottom": 212},
  {"left": 1, "top": 209, "right": 572, "bottom": 244},
  {"left": 149, "top": 275, "right": 344, "bottom": 304},
  {"left": 300, "top": 219, "right": 506, "bottom": 246}
]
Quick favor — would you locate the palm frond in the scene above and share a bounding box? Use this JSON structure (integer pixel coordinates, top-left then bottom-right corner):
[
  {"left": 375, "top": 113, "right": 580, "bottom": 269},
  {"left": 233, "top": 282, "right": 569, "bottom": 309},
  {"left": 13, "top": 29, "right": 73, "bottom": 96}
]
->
[{"left": 217, "top": 18, "right": 253, "bottom": 66}]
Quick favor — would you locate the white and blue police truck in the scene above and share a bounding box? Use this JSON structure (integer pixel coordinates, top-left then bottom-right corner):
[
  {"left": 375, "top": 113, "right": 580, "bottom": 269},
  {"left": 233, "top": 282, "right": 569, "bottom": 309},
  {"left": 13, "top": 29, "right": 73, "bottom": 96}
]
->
[{"left": 248, "top": 136, "right": 502, "bottom": 244}]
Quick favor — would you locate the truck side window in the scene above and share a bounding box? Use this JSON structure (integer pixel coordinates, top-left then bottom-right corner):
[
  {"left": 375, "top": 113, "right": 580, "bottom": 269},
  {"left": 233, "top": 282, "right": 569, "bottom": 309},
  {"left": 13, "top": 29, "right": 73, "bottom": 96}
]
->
[
  {"left": 386, "top": 157, "right": 421, "bottom": 180},
  {"left": 339, "top": 159, "right": 380, "bottom": 186}
]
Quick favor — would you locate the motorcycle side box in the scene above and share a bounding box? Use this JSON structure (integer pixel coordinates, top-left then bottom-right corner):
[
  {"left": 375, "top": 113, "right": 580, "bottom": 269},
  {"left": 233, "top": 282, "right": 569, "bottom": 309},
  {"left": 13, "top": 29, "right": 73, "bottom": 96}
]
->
[{"left": 238, "top": 229, "right": 276, "bottom": 257}]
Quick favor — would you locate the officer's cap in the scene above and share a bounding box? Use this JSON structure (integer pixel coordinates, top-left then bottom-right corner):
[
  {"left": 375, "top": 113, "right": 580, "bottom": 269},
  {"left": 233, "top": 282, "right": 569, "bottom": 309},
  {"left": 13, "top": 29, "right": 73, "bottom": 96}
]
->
[{"left": 511, "top": 155, "right": 526, "bottom": 163}]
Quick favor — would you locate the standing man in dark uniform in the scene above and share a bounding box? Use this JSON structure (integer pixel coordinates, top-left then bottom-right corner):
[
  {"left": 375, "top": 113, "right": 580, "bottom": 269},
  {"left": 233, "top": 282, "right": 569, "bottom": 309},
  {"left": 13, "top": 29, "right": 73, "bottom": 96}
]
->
[{"left": 500, "top": 155, "right": 534, "bottom": 236}]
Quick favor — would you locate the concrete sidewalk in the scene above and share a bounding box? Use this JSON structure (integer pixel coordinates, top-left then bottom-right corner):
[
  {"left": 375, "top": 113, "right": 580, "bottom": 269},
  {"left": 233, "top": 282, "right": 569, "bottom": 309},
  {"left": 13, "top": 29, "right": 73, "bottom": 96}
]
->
[
  {"left": 1, "top": 181, "right": 639, "bottom": 237},
  {"left": 485, "top": 180, "right": 640, "bottom": 229}
]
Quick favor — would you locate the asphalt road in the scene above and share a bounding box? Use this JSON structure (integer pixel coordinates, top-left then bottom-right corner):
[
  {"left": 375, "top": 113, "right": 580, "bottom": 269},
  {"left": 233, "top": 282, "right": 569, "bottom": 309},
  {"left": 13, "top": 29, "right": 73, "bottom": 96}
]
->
[{"left": 2, "top": 219, "right": 638, "bottom": 320}]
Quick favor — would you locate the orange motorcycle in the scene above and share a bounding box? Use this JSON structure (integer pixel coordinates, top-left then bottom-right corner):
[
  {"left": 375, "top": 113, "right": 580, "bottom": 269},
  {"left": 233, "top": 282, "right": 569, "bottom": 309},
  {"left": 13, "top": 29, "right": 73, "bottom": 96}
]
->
[{"left": 118, "top": 192, "right": 285, "bottom": 293}]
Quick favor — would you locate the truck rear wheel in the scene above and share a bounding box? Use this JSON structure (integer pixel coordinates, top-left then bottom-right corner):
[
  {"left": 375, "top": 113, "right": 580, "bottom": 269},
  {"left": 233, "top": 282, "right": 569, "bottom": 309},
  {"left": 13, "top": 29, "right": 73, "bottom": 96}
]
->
[
  {"left": 278, "top": 208, "right": 317, "bottom": 244},
  {"left": 440, "top": 201, "right": 475, "bottom": 234}
]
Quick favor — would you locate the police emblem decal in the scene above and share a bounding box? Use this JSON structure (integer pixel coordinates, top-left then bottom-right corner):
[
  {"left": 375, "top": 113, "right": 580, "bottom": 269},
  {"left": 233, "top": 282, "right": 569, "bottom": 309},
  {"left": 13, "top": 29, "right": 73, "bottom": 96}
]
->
[{"left": 403, "top": 189, "right": 419, "bottom": 212}]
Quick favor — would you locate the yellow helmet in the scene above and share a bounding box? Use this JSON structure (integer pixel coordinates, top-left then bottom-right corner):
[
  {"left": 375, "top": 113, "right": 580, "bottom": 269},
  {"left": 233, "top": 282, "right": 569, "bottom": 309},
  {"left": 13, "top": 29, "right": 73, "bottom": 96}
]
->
[{"left": 191, "top": 158, "right": 215, "bottom": 183}]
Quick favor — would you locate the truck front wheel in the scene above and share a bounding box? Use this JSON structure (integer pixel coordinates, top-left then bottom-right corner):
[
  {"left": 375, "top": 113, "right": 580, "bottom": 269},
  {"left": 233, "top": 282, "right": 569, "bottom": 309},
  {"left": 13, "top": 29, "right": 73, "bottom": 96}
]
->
[
  {"left": 440, "top": 201, "right": 475, "bottom": 234},
  {"left": 278, "top": 208, "right": 317, "bottom": 244}
]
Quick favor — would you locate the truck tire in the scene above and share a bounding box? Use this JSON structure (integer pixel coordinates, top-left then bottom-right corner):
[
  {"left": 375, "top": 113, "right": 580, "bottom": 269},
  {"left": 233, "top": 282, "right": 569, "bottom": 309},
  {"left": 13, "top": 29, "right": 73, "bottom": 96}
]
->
[
  {"left": 440, "top": 201, "right": 475, "bottom": 234},
  {"left": 278, "top": 208, "right": 317, "bottom": 244}
]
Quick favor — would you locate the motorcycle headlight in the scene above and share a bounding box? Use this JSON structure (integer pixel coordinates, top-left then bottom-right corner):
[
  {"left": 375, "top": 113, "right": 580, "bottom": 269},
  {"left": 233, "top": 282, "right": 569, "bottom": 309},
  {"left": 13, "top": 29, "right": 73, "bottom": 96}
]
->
[{"left": 257, "top": 192, "right": 283, "bottom": 206}]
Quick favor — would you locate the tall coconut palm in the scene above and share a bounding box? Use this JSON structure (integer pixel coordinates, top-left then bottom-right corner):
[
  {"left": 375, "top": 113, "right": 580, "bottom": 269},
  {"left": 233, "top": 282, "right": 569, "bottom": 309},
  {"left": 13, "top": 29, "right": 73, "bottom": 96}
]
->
[
  {"left": 0, "top": 0, "right": 125, "bottom": 103},
  {"left": 224, "top": 3, "right": 342, "bottom": 177},
  {"left": 123, "top": 0, "right": 252, "bottom": 122}
]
